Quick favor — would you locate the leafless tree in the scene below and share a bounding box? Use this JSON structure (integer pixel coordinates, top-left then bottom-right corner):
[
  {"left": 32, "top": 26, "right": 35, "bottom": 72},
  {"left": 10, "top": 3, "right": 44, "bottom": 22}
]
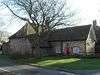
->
[{"left": 3, "top": 0, "right": 76, "bottom": 57}]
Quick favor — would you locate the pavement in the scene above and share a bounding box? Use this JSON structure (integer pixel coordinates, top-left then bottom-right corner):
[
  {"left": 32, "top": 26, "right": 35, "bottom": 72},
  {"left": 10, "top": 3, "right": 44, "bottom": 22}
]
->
[
  {"left": 66, "top": 70, "right": 100, "bottom": 75},
  {"left": 0, "top": 58, "right": 77, "bottom": 75}
]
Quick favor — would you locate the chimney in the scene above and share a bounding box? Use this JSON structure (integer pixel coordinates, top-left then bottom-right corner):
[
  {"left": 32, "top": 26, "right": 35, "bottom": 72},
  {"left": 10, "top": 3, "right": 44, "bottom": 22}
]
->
[
  {"left": 92, "top": 20, "right": 97, "bottom": 30},
  {"left": 93, "top": 20, "right": 97, "bottom": 26}
]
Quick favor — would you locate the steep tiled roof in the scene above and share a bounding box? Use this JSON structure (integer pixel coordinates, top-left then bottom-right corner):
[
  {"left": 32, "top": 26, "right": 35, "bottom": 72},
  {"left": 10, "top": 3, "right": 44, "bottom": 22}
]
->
[
  {"left": 48, "top": 25, "right": 91, "bottom": 41},
  {"left": 9, "top": 23, "right": 35, "bottom": 39},
  {"left": 9, "top": 23, "right": 92, "bottom": 41}
]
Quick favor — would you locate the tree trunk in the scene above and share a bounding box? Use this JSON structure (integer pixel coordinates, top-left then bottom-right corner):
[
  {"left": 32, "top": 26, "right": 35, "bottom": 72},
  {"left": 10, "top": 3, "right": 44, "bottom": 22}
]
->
[{"left": 33, "top": 33, "right": 42, "bottom": 58}]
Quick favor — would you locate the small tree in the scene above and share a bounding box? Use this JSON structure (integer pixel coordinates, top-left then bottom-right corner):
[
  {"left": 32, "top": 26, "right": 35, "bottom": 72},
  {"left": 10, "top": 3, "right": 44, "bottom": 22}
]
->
[{"left": 3, "top": 0, "right": 76, "bottom": 57}]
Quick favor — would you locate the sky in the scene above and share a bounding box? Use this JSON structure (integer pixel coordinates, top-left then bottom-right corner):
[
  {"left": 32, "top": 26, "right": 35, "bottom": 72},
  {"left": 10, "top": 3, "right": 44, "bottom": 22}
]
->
[
  {"left": 0, "top": 0, "right": 100, "bottom": 34},
  {"left": 69, "top": 0, "right": 100, "bottom": 24}
]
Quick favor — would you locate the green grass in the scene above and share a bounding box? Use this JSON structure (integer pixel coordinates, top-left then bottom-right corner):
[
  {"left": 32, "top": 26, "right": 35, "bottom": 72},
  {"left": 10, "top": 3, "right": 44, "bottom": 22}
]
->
[
  {"left": 15, "top": 56, "right": 100, "bottom": 70},
  {"left": 0, "top": 54, "right": 10, "bottom": 59}
]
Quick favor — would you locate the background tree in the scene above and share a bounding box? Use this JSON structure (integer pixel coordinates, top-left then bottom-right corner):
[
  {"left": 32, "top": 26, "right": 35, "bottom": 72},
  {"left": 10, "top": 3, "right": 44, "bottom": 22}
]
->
[{"left": 3, "top": 0, "right": 76, "bottom": 57}]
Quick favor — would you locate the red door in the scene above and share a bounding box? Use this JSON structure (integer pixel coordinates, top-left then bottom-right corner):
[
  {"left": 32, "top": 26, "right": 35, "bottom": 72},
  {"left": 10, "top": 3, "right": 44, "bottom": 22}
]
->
[{"left": 64, "top": 47, "right": 70, "bottom": 55}]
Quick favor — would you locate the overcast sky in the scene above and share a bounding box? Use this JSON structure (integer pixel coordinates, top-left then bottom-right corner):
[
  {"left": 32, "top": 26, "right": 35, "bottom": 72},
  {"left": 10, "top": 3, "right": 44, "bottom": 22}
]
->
[{"left": 0, "top": 0, "right": 100, "bottom": 34}]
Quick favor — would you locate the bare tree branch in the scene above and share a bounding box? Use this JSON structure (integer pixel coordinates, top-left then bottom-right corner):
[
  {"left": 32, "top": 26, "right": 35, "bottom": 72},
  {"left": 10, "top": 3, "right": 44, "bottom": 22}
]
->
[
  {"left": 3, "top": 3, "right": 30, "bottom": 22},
  {"left": 2, "top": 0, "right": 77, "bottom": 57}
]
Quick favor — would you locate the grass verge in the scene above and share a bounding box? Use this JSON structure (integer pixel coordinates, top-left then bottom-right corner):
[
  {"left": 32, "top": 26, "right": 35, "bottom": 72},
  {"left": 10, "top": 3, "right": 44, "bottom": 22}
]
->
[{"left": 15, "top": 56, "right": 100, "bottom": 70}]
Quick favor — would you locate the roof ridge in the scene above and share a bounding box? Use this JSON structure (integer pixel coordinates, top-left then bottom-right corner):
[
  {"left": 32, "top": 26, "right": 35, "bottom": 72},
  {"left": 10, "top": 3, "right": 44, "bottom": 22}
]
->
[{"left": 53, "top": 24, "right": 92, "bottom": 31}]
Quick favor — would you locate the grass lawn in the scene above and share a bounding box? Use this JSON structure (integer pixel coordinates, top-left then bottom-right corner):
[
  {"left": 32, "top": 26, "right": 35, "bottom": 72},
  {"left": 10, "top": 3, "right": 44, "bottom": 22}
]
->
[
  {"left": 15, "top": 56, "right": 100, "bottom": 70},
  {"left": 0, "top": 54, "right": 10, "bottom": 59}
]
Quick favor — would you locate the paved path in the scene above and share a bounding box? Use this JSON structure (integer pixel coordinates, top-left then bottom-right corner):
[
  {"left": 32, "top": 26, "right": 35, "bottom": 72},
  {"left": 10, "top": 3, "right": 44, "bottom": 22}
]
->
[
  {"left": 0, "top": 58, "right": 77, "bottom": 75},
  {"left": 66, "top": 70, "right": 100, "bottom": 75}
]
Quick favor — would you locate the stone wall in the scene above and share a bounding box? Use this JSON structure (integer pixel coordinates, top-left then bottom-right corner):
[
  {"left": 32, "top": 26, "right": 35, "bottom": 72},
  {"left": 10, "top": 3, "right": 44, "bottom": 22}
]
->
[
  {"left": 86, "top": 24, "right": 96, "bottom": 55},
  {"left": 68, "top": 41, "right": 86, "bottom": 55},
  {"left": 3, "top": 39, "right": 90, "bottom": 56},
  {"left": 9, "top": 38, "right": 32, "bottom": 55},
  {"left": 50, "top": 42, "right": 62, "bottom": 54},
  {"left": 86, "top": 39, "right": 95, "bottom": 55},
  {"left": 50, "top": 41, "right": 86, "bottom": 55}
]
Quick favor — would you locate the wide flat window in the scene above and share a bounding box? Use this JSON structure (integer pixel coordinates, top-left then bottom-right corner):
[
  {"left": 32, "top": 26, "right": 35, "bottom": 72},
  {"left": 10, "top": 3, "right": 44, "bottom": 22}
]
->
[
  {"left": 73, "top": 47, "right": 80, "bottom": 54},
  {"left": 55, "top": 42, "right": 61, "bottom": 53}
]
